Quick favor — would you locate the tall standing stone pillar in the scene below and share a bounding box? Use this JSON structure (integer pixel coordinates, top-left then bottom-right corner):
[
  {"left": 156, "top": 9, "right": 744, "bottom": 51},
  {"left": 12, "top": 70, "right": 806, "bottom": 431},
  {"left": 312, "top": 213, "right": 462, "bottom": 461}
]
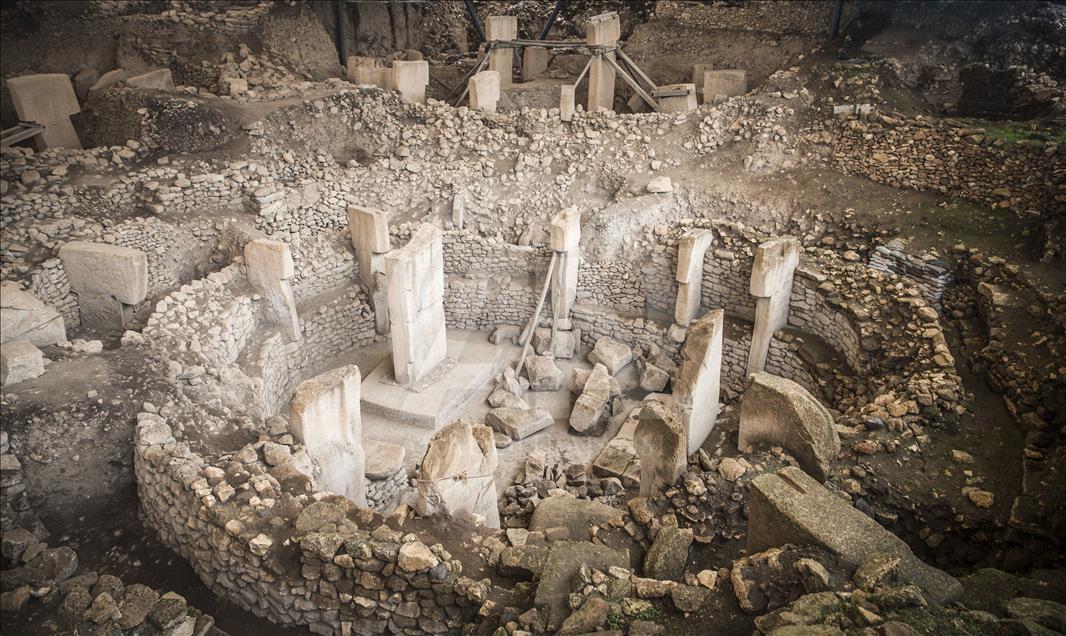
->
[
  {"left": 586, "top": 12, "right": 620, "bottom": 112},
  {"left": 289, "top": 365, "right": 366, "bottom": 506},
  {"left": 385, "top": 223, "right": 447, "bottom": 387},
  {"left": 675, "top": 309, "right": 725, "bottom": 454},
  {"left": 245, "top": 238, "right": 301, "bottom": 341},
  {"left": 485, "top": 16, "right": 517, "bottom": 87},
  {"left": 673, "top": 229, "right": 715, "bottom": 329},
  {"left": 348, "top": 205, "right": 391, "bottom": 334},
  {"left": 58, "top": 241, "right": 147, "bottom": 330},
  {"left": 746, "top": 237, "right": 800, "bottom": 376},
  {"left": 6, "top": 74, "right": 82, "bottom": 150},
  {"left": 550, "top": 206, "right": 581, "bottom": 331}
]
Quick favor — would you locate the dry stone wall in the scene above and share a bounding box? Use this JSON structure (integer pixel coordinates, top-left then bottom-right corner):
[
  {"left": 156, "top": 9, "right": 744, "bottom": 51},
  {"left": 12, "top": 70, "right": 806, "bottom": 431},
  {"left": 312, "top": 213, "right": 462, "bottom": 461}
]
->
[
  {"left": 133, "top": 414, "right": 488, "bottom": 636},
  {"left": 829, "top": 116, "right": 1062, "bottom": 217}
]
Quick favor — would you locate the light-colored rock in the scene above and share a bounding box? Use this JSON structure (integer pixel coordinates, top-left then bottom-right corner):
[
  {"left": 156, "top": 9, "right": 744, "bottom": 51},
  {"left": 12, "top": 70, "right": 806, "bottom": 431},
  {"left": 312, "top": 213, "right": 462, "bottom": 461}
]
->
[
  {"left": 416, "top": 419, "right": 500, "bottom": 528},
  {"left": 748, "top": 467, "right": 962, "bottom": 604},
  {"left": 6, "top": 74, "right": 81, "bottom": 149},
  {"left": 364, "top": 439, "right": 405, "bottom": 480},
  {"left": 747, "top": 237, "right": 800, "bottom": 376},
  {"left": 0, "top": 282, "right": 65, "bottom": 346},
  {"left": 739, "top": 372, "right": 839, "bottom": 482},
  {"left": 675, "top": 309, "right": 724, "bottom": 454},
  {"left": 59, "top": 241, "right": 147, "bottom": 330},
  {"left": 569, "top": 363, "right": 612, "bottom": 435},
  {"left": 245, "top": 238, "right": 301, "bottom": 341},
  {"left": 526, "top": 355, "right": 562, "bottom": 391},
  {"left": 587, "top": 337, "right": 632, "bottom": 375},
  {"left": 385, "top": 224, "right": 447, "bottom": 387},
  {"left": 487, "top": 407, "right": 553, "bottom": 440},
  {"left": 289, "top": 365, "right": 366, "bottom": 506},
  {"left": 1, "top": 340, "right": 45, "bottom": 386}
]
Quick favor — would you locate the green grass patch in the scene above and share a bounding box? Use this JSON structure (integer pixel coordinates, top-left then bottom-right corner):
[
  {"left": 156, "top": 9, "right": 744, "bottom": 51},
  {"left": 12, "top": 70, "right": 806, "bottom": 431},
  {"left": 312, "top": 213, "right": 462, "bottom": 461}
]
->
[{"left": 955, "top": 118, "right": 1066, "bottom": 146}]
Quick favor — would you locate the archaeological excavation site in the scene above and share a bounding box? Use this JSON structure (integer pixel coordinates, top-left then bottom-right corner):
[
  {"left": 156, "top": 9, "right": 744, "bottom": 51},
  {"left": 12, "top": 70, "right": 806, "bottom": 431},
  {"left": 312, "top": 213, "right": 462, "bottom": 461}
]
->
[{"left": 1, "top": 0, "right": 1064, "bottom": 634}]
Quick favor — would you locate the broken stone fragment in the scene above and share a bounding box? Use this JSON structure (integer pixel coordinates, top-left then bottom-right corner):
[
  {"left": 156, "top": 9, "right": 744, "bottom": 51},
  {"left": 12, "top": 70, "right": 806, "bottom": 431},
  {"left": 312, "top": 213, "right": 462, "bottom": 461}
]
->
[
  {"left": 532, "top": 327, "right": 577, "bottom": 359},
  {"left": 526, "top": 355, "right": 563, "bottom": 391},
  {"left": 487, "top": 407, "right": 553, "bottom": 440},
  {"left": 634, "top": 400, "right": 686, "bottom": 496},
  {"left": 644, "top": 525, "right": 693, "bottom": 581},
  {"left": 0, "top": 340, "right": 45, "bottom": 386},
  {"left": 569, "top": 363, "right": 613, "bottom": 435},
  {"left": 587, "top": 337, "right": 633, "bottom": 375},
  {"left": 0, "top": 282, "right": 66, "bottom": 347}
]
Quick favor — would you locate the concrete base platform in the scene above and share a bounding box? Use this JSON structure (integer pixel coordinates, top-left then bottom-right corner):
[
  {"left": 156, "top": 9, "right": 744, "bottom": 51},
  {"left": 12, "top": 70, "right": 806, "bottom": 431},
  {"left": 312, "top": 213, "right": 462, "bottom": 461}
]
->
[{"left": 361, "top": 337, "right": 506, "bottom": 428}]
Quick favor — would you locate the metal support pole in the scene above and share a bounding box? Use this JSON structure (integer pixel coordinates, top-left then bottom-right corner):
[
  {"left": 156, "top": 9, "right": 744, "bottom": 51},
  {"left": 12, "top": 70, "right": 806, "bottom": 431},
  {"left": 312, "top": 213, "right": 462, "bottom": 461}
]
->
[
  {"left": 336, "top": 0, "right": 348, "bottom": 66},
  {"left": 538, "top": 0, "right": 564, "bottom": 40},
  {"left": 829, "top": 0, "right": 844, "bottom": 39},
  {"left": 464, "top": 0, "right": 486, "bottom": 44}
]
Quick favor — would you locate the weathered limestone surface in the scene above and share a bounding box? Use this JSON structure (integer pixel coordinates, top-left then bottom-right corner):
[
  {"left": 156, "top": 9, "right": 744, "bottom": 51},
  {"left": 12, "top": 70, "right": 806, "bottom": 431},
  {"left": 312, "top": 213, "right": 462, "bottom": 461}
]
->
[
  {"left": 587, "top": 337, "right": 632, "bottom": 375},
  {"left": 244, "top": 238, "right": 301, "bottom": 341},
  {"left": 560, "top": 85, "right": 576, "bottom": 122},
  {"left": 749, "top": 467, "right": 963, "bottom": 604},
  {"left": 59, "top": 241, "right": 148, "bottom": 330},
  {"left": 6, "top": 74, "right": 82, "bottom": 150},
  {"left": 528, "top": 496, "right": 624, "bottom": 540},
  {"left": 348, "top": 205, "right": 391, "bottom": 333},
  {"left": 288, "top": 365, "right": 367, "bottom": 506},
  {"left": 485, "top": 16, "right": 517, "bottom": 86},
  {"left": 486, "top": 406, "right": 553, "bottom": 440},
  {"left": 550, "top": 206, "right": 581, "bottom": 330},
  {"left": 392, "top": 60, "right": 429, "bottom": 104},
  {"left": 416, "top": 420, "right": 500, "bottom": 528},
  {"left": 674, "top": 229, "right": 715, "bottom": 328},
  {"left": 126, "top": 68, "right": 174, "bottom": 89},
  {"left": 633, "top": 400, "right": 686, "bottom": 496},
  {"left": 569, "top": 362, "right": 612, "bottom": 435},
  {"left": 658, "top": 83, "right": 698, "bottom": 113},
  {"left": 385, "top": 223, "right": 447, "bottom": 387},
  {"left": 747, "top": 237, "right": 800, "bottom": 376},
  {"left": 586, "top": 12, "right": 620, "bottom": 112},
  {"left": 90, "top": 69, "right": 128, "bottom": 93},
  {"left": 469, "top": 70, "right": 501, "bottom": 113},
  {"left": 522, "top": 46, "right": 548, "bottom": 82},
  {"left": 0, "top": 282, "right": 66, "bottom": 346},
  {"left": 675, "top": 309, "right": 725, "bottom": 454},
  {"left": 739, "top": 372, "right": 840, "bottom": 481},
  {"left": 703, "top": 69, "right": 748, "bottom": 102},
  {"left": 1, "top": 340, "right": 45, "bottom": 386}
]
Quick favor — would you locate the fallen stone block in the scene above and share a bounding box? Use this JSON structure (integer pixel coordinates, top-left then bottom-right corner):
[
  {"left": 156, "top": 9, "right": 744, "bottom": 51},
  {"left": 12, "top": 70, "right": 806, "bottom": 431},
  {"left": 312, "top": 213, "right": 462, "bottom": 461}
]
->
[
  {"left": 491, "top": 324, "right": 521, "bottom": 345},
  {"left": 748, "top": 466, "right": 963, "bottom": 604},
  {"left": 486, "top": 407, "right": 553, "bottom": 440},
  {"left": 571, "top": 366, "right": 620, "bottom": 397},
  {"left": 587, "top": 337, "right": 632, "bottom": 375},
  {"left": 569, "top": 363, "right": 613, "bottom": 435},
  {"left": 703, "top": 69, "right": 747, "bottom": 102},
  {"left": 526, "top": 355, "right": 562, "bottom": 391},
  {"left": 416, "top": 419, "right": 499, "bottom": 528},
  {"left": 1, "top": 340, "right": 45, "bottom": 386},
  {"left": 739, "top": 372, "right": 840, "bottom": 482},
  {"left": 0, "top": 282, "right": 66, "bottom": 347},
  {"left": 532, "top": 327, "right": 577, "bottom": 359}
]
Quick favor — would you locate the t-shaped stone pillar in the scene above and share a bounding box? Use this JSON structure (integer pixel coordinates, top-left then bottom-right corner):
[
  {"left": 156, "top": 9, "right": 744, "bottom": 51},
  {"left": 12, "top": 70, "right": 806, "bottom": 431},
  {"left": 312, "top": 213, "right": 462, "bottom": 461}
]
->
[
  {"left": 348, "top": 205, "right": 391, "bottom": 334},
  {"left": 586, "top": 12, "right": 620, "bottom": 112},
  {"left": 385, "top": 224, "right": 448, "bottom": 387},
  {"left": 58, "top": 241, "right": 147, "bottom": 330},
  {"left": 675, "top": 308, "right": 725, "bottom": 454},
  {"left": 673, "top": 228, "right": 715, "bottom": 329},
  {"left": 746, "top": 237, "right": 800, "bottom": 376},
  {"left": 6, "top": 74, "right": 82, "bottom": 150},
  {"left": 289, "top": 365, "right": 366, "bottom": 506},
  {"left": 469, "top": 70, "right": 501, "bottom": 113},
  {"left": 391, "top": 60, "right": 429, "bottom": 104},
  {"left": 550, "top": 206, "right": 581, "bottom": 331},
  {"left": 244, "top": 238, "right": 301, "bottom": 341},
  {"left": 485, "top": 16, "right": 517, "bottom": 87}
]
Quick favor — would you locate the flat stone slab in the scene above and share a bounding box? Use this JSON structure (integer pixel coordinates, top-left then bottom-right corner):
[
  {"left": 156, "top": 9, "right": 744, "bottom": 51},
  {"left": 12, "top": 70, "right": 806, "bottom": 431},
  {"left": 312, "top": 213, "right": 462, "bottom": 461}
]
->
[
  {"left": 361, "top": 338, "right": 505, "bottom": 429},
  {"left": 587, "top": 337, "right": 632, "bottom": 375},
  {"left": 486, "top": 407, "right": 553, "bottom": 440},
  {"left": 364, "top": 439, "right": 406, "bottom": 480},
  {"left": 1, "top": 282, "right": 66, "bottom": 347},
  {"left": 749, "top": 466, "right": 962, "bottom": 604}
]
